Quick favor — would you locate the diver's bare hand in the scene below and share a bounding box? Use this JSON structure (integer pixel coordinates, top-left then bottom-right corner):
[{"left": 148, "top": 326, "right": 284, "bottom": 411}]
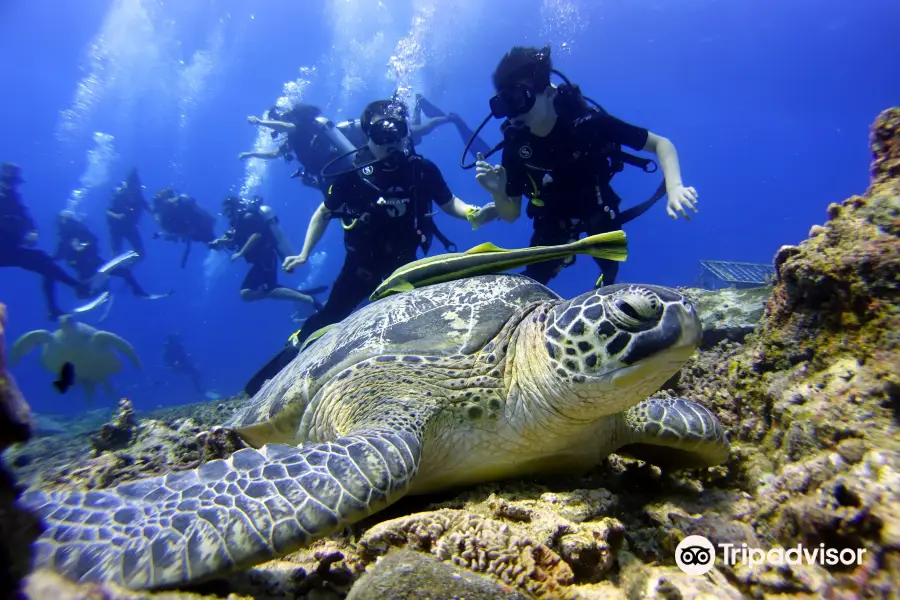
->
[
  {"left": 475, "top": 152, "right": 507, "bottom": 195},
  {"left": 247, "top": 116, "right": 261, "bottom": 125},
  {"left": 283, "top": 254, "right": 308, "bottom": 274},
  {"left": 666, "top": 185, "right": 699, "bottom": 221}
]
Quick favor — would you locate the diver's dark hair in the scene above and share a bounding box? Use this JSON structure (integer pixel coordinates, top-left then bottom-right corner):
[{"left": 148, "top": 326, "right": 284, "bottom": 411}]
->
[
  {"left": 360, "top": 99, "right": 409, "bottom": 136},
  {"left": 280, "top": 103, "right": 323, "bottom": 125},
  {"left": 492, "top": 45, "right": 553, "bottom": 91}
]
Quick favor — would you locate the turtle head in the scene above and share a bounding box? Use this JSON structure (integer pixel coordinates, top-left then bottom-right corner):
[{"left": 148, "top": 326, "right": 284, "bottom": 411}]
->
[
  {"left": 533, "top": 284, "right": 701, "bottom": 421},
  {"left": 58, "top": 314, "right": 77, "bottom": 334}
]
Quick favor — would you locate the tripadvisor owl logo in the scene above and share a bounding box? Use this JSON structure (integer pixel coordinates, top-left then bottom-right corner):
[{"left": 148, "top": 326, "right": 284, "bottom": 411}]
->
[
  {"left": 675, "top": 535, "right": 716, "bottom": 575},
  {"left": 675, "top": 534, "right": 868, "bottom": 575}
]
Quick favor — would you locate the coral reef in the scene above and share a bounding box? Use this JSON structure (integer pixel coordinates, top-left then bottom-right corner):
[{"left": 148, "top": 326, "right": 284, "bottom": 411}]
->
[{"left": 4, "top": 108, "right": 899, "bottom": 600}]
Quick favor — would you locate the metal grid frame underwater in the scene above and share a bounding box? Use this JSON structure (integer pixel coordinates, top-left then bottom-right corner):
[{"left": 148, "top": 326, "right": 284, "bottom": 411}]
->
[{"left": 698, "top": 260, "right": 776, "bottom": 287}]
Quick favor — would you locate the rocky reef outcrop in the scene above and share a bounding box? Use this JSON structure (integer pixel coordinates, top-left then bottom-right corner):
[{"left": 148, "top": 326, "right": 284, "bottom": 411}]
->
[
  {"left": 4, "top": 107, "right": 899, "bottom": 600},
  {"left": 0, "top": 304, "right": 41, "bottom": 600}
]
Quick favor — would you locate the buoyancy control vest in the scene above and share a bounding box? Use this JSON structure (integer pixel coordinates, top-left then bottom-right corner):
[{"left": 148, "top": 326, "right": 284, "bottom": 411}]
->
[{"left": 328, "top": 155, "right": 456, "bottom": 255}]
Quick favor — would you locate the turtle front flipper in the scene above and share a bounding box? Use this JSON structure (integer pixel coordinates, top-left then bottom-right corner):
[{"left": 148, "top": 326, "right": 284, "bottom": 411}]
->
[
  {"left": 21, "top": 428, "right": 421, "bottom": 589},
  {"left": 10, "top": 330, "right": 52, "bottom": 366},
  {"left": 616, "top": 396, "right": 730, "bottom": 470},
  {"left": 91, "top": 331, "right": 142, "bottom": 370}
]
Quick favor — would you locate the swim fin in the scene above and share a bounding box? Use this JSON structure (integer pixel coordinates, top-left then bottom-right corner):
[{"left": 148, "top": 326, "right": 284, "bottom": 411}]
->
[
  {"left": 416, "top": 94, "right": 444, "bottom": 119},
  {"left": 72, "top": 292, "right": 111, "bottom": 314},
  {"left": 453, "top": 117, "right": 491, "bottom": 159}
]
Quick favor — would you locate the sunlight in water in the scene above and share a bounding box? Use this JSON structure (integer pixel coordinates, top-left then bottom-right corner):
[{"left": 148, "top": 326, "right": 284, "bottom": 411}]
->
[
  {"left": 173, "top": 22, "right": 226, "bottom": 183},
  {"left": 540, "top": 0, "right": 587, "bottom": 55},
  {"left": 56, "top": 0, "right": 166, "bottom": 146},
  {"left": 65, "top": 132, "right": 119, "bottom": 214},
  {"left": 388, "top": 0, "right": 483, "bottom": 108},
  {"left": 324, "top": 0, "right": 393, "bottom": 113}
]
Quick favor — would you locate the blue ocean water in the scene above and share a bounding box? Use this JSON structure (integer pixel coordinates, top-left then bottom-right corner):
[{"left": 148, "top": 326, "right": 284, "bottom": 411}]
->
[{"left": 1, "top": 0, "right": 897, "bottom": 416}]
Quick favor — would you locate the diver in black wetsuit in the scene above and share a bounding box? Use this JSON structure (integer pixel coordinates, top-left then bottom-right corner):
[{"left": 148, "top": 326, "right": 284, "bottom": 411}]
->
[
  {"left": 473, "top": 46, "right": 698, "bottom": 287},
  {"left": 241, "top": 99, "right": 498, "bottom": 397},
  {"left": 151, "top": 188, "right": 217, "bottom": 268},
  {"left": 208, "top": 196, "right": 322, "bottom": 307},
  {"left": 238, "top": 94, "right": 492, "bottom": 254},
  {"left": 162, "top": 333, "right": 206, "bottom": 396},
  {"left": 106, "top": 168, "right": 151, "bottom": 259},
  {"left": 0, "top": 163, "right": 92, "bottom": 320},
  {"left": 54, "top": 210, "right": 164, "bottom": 298}
]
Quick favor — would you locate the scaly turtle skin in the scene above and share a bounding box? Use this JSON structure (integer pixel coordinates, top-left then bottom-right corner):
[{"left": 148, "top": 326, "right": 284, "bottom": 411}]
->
[
  {"left": 20, "top": 275, "right": 728, "bottom": 589},
  {"left": 11, "top": 315, "right": 141, "bottom": 403}
]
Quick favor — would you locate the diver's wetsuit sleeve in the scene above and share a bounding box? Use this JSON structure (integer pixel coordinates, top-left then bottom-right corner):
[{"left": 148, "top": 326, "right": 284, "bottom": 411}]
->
[
  {"left": 580, "top": 112, "right": 649, "bottom": 152},
  {"left": 421, "top": 159, "right": 453, "bottom": 207},
  {"left": 323, "top": 174, "right": 354, "bottom": 212}
]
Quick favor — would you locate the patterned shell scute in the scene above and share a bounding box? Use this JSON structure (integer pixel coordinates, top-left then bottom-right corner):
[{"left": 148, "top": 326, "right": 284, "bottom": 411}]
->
[{"left": 227, "top": 274, "right": 558, "bottom": 431}]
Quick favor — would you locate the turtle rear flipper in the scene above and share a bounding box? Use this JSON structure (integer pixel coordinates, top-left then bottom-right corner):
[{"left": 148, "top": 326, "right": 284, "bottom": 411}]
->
[
  {"left": 616, "top": 396, "right": 730, "bottom": 470},
  {"left": 20, "top": 408, "right": 424, "bottom": 589},
  {"left": 10, "top": 330, "right": 52, "bottom": 366}
]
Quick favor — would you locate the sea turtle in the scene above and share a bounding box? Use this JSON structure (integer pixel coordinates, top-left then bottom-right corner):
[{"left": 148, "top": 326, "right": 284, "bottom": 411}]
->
[
  {"left": 10, "top": 314, "right": 141, "bottom": 403},
  {"left": 20, "top": 274, "right": 728, "bottom": 589}
]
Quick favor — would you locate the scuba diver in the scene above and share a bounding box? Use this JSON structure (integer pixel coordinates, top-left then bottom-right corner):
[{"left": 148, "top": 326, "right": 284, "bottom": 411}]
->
[
  {"left": 0, "top": 163, "right": 94, "bottom": 320},
  {"left": 106, "top": 168, "right": 151, "bottom": 259},
  {"left": 242, "top": 98, "right": 498, "bottom": 396},
  {"left": 162, "top": 333, "right": 207, "bottom": 396},
  {"left": 239, "top": 94, "right": 492, "bottom": 254},
  {"left": 54, "top": 210, "right": 171, "bottom": 300},
  {"left": 468, "top": 45, "right": 699, "bottom": 287},
  {"left": 208, "top": 195, "right": 322, "bottom": 308},
  {"left": 150, "top": 188, "right": 217, "bottom": 268}
]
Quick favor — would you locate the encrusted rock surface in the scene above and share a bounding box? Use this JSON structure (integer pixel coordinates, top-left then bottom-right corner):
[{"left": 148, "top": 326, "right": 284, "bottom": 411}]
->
[
  {"left": 678, "top": 285, "right": 770, "bottom": 349},
  {"left": 0, "top": 304, "right": 42, "bottom": 600},
  {"left": 0, "top": 303, "right": 31, "bottom": 451},
  {"left": 5, "top": 108, "right": 899, "bottom": 600},
  {"left": 345, "top": 548, "right": 528, "bottom": 600}
]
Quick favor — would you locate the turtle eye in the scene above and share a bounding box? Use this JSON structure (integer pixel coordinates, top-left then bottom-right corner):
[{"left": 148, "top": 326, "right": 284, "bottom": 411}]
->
[
  {"left": 617, "top": 299, "right": 641, "bottom": 320},
  {"left": 608, "top": 289, "right": 662, "bottom": 331}
]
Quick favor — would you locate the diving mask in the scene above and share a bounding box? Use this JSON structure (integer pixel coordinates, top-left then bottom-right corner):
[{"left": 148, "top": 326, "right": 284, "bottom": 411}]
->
[
  {"left": 489, "top": 83, "right": 537, "bottom": 120},
  {"left": 367, "top": 116, "right": 410, "bottom": 146}
]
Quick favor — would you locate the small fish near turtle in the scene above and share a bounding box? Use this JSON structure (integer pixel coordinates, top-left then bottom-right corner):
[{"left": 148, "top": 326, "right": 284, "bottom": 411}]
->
[
  {"left": 10, "top": 315, "right": 142, "bottom": 404},
  {"left": 17, "top": 233, "right": 729, "bottom": 591}
]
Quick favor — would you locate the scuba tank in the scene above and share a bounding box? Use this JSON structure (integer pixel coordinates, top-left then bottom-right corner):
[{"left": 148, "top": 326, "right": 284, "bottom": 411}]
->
[
  {"left": 310, "top": 117, "right": 357, "bottom": 176},
  {"left": 257, "top": 204, "right": 297, "bottom": 260}
]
